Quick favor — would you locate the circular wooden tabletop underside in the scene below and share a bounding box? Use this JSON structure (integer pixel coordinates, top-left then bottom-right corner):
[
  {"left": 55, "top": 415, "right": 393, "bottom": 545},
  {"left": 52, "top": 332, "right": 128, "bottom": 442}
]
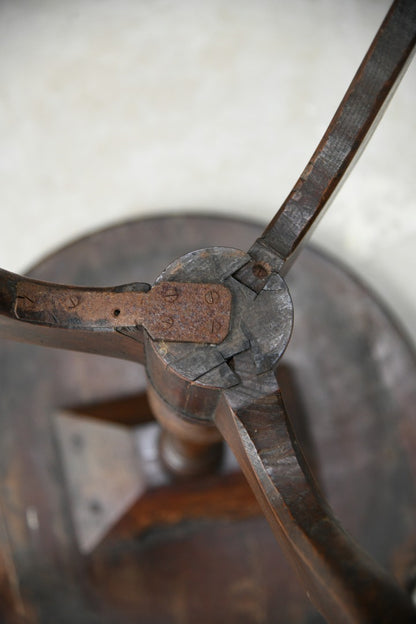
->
[{"left": 1, "top": 215, "right": 415, "bottom": 623}]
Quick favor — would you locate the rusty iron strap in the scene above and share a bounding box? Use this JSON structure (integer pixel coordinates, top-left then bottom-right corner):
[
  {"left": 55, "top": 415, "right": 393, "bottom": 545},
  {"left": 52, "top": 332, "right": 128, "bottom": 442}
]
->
[
  {"left": 13, "top": 279, "right": 231, "bottom": 344},
  {"left": 246, "top": 0, "right": 416, "bottom": 276}
]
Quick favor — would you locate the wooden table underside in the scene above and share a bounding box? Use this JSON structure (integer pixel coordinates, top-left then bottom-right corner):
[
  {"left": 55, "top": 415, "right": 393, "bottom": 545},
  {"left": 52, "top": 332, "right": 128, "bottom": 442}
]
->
[{"left": 1, "top": 214, "right": 415, "bottom": 623}]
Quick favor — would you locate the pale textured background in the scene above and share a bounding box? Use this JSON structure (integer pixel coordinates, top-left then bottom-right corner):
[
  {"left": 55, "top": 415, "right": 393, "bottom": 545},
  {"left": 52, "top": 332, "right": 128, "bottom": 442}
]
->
[{"left": 1, "top": 0, "right": 415, "bottom": 343}]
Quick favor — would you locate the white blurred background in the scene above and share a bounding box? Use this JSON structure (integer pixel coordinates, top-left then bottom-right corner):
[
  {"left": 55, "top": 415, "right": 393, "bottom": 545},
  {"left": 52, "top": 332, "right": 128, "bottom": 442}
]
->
[{"left": 1, "top": 0, "right": 415, "bottom": 343}]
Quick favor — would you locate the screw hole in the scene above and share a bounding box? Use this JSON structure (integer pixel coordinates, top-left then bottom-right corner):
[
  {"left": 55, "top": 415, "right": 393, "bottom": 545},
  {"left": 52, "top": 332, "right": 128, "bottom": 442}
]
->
[
  {"left": 89, "top": 499, "right": 103, "bottom": 515},
  {"left": 113, "top": 309, "right": 121, "bottom": 317}
]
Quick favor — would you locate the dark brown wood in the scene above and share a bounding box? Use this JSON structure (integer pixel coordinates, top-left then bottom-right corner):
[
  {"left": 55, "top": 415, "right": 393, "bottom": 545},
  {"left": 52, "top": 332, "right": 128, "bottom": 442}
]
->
[
  {"left": 244, "top": 0, "right": 416, "bottom": 277},
  {"left": 0, "top": 1, "right": 415, "bottom": 619},
  {"left": 147, "top": 382, "right": 224, "bottom": 477},
  {"left": 69, "top": 392, "right": 154, "bottom": 427},
  {"left": 0, "top": 268, "right": 147, "bottom": 362},
  {"left": 221, "top": 7, "right": 416, "bottom": 614},
  {"left": 107, "top": 471, "right": 259, "bottom": 540},
  {"left": 1, "top": 214, "right": 416, "bottom": 622},
  {"left": 215, "top": 351, "right": 416, "bottom": 622}
]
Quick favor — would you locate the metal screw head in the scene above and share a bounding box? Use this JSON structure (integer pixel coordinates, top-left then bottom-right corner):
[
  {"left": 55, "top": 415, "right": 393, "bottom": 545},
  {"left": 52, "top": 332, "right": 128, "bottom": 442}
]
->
[
  {"left": 205, "top": 290, "right": 220, "bottom": 305},
  {"left": 161, "top": 286, "right": 178, "bottom": 302},
  {"left": 160, "top": 316, "right": 174, "bottom": 328}
]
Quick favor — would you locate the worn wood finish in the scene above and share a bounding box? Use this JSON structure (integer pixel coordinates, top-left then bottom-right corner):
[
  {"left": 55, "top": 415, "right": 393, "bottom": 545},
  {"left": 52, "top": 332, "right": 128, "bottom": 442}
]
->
[
  {"left": 244, "top": 0, "right": 416, "bottom": 276},
  {"left": 1, "top": 1, "right": 416, "bottom": 620},
  {"left": 0, "top": 269, "right": 147, "bottom": 363},
  {"left": 219, "top": 4, "right": 416, "bottom": 616},
  {"left": 215, "top": 353, "right": 416, "bottom": 622},
  {"left": 1, "top": 214, "right": 416, "bottom": 622}
]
